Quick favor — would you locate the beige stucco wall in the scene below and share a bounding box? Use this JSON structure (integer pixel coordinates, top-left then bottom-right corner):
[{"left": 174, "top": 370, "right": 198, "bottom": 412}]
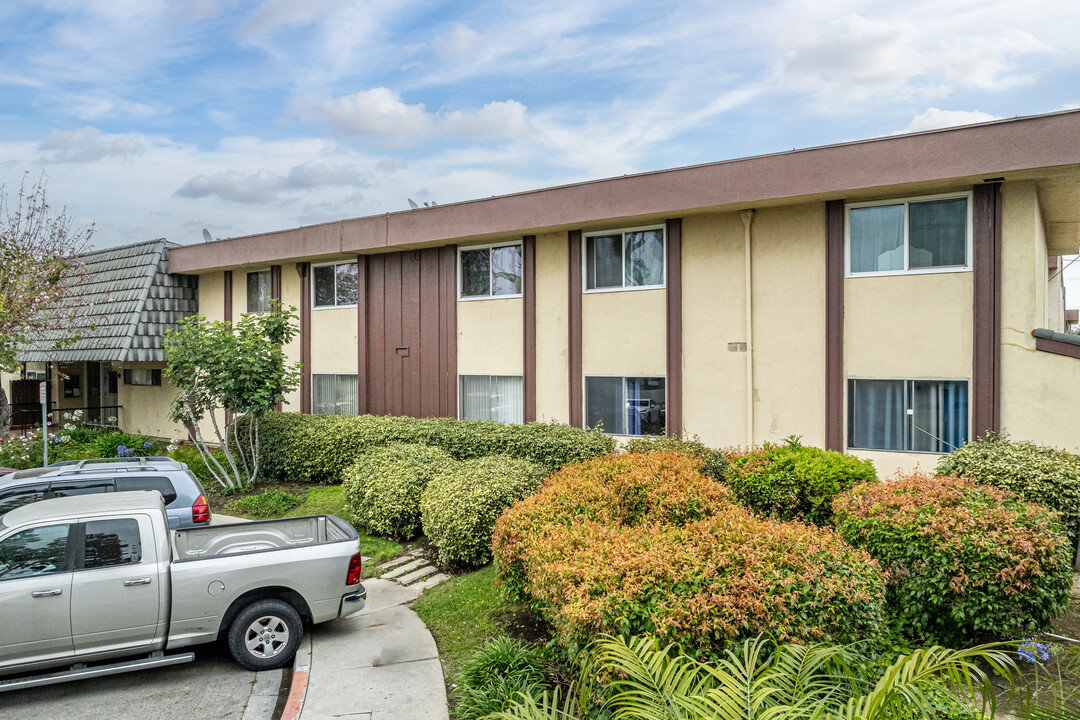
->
[
  {"left": 1000, "top": 181, "right": 1080, "bottom": 452},
  {"left": 581, "top": 289, "right": 666, "bottom": 376},
  {"left": 534, "top": 232, "right": 570, "bottom": 423},
  {"left": 310, "top": 307, "right": 358, "bottom": 374},
  {"left": 457, "top": 297, "right": 523, "bottom": 375},
  {"left": 280, "top": 262, "right": 302, "bottom": 410},
  {"left": 201, "top": 270, "right": 225, "bottom": 323},
  {"left": 117, "top": 362, "right": 186, "bottom": 440}
]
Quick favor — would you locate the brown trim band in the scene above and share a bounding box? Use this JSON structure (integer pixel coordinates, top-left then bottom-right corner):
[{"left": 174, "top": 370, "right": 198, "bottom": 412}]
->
[
  {"left": 665, "top": 218, "right": 682, "bottom": 437},
  {"left": 223, "top": 270, "right": 233, "bottom": 324},
  {"left": 356, "top": 256, "right": 368, "bottom": 415},
  {"left": 568, "top": 230, "right": 583, "bottom": 428},
  {"left": 522, "top": 235, "right": 537, "bottom": 423},
  {"left": 1035, "top": 336, "right": 1080, "bottom": 359},
  {"left": 439, "top": 245, "right": 458, "bottom": 418},
  {"left": 297, "top": 263, "right": 312, "bottom": 414},
  {"left": 824, "top": 200, "right": 845, "bottom": 451},
  {"left": 972, "top": 183, "right": 1002, "bottom": 438}
]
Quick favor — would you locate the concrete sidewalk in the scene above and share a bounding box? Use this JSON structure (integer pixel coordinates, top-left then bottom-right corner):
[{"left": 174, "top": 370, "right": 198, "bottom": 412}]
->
[{"left": 285, "top": 578, "right": 450, "bottom": 720}]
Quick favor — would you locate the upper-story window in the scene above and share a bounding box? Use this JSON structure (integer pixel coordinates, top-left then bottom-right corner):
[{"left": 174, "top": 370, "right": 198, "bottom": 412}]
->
[
  {"left": 584, "top": 225, "right": 665, "bottom": 291},
  {"left": 313, "top": 261, "right": 358, "bottom": 309},
  {"left": 846, "top": 192, "right": 972, "bottom": 277},
  {"left": 247, "top": 270, "right": 271, "bottom": 312},
  {"left": 459, "top": 243, "right": 522, "bottom": 299}
]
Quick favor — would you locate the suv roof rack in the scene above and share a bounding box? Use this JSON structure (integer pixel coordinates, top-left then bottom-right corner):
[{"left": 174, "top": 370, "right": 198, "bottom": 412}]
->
[{"left": 48, "top": 456, "right": 175, "bottom": 469}]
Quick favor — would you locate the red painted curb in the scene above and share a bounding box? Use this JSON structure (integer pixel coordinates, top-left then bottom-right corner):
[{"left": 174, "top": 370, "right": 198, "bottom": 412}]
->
[{"left": 280, "top": 665, "right": 308, "bottom": 720}]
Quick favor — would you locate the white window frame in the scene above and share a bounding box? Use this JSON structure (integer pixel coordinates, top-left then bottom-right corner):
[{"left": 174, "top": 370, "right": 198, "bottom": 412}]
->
[
  {"left": 846, "top": 376, "right": 971, "bottom": 455},
  {"left": 844, "top": 191, "right": 973, "bottom": 278},
  {"left": 457, "top": 374, "right": 524, "bottom": 424},
  {"left": 582, "top": 224, "right": 667, "bottom": 294},
  {"left": 312, "top": 372, "right": 358, "bottom": 416},
  {"left": 246, "top": 268, "right": 271, "bottom": 313},
  {"left": 311, "top": 260, "right": 359, "bottom": 310},
  {"left": 457, "top": 241, "right": 524, "bottom": 301},
  {"left": 583, "top": 374, "right": 667, "bottom": 437}
]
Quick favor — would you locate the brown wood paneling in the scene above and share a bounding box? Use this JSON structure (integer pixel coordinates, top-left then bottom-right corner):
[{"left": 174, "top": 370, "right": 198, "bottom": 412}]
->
[
  {"left": 439, "top": 245, "right": 458, "bottom": 417},
  {"left": 825, "top": 200, "right": 845, "bottom": 451},
  {"left": 1035, "top": 336, "right": 1080, "bottom": 359},
  {"left": 356, "top": 256, "right": 368, "bottom": 415},
  {"left": 402, "top": 251, "right": 423, "bottom": 416},
  {"left": 367, "top": 255, "right": 387, "bottom": 415},
  {"left": 297, "top": 263, "right": 312, "bottom": 414},
  {"left": 522, "top": 235, "right": 537, "bottom": 423},
  {"left": 419, "top": 249, "right": 441, "bottom": 417},
  {"left": 270, "top": 265, "right": 281, "bottom": 304},
  {"left": 385, "top": 253, "right": 404, "bottom": 417},
  {"left": 568, "top": 230, "right": 583, "bottom": 427},
  {"left": 972, "top": 183, "right": 1002, "bottom": 438},
  {"left": 665, "top": 219, "right": 683, "bottom": 437}
]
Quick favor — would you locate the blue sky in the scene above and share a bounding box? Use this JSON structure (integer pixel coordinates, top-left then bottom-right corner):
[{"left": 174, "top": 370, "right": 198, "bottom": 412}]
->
[{"left": 1, "top": 0, "right": 1078, "bottom": 303}]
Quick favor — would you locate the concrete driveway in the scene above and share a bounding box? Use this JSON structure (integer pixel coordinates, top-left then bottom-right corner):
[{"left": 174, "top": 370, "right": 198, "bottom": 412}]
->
[{"left": 0, "top": 643, "right": 283, "bottom": 720}]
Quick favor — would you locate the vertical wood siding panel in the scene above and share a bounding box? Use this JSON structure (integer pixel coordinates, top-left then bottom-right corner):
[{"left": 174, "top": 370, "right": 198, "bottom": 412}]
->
[
  {"left": 419, "top": 249, "right": 441, "bottom": 417},
  {"left": 356, "top": 256, "right": 367, "bottom": 415},
  {"left": 402, "top": 251, "right": 422, "bottom": 416},
  {"left": 665, "top": 219, "right": 683, "bottom": 437},
  {"left": 223, "top": 270, "right": 233, "bottom": 426},
  {"left": 568, "top": 230, "right": 583, "bottom": 427},
  {"left": 825, "top": 200, "right": 845, "bottom": 451},
  {"left": 385, "top": 253, "right": 404, "bottom": 417},
  {"left": 367, "top": 255, "right": 386, "bottom": 415},
  {"left": 440, "top": 245, "right": 458, "bottom": 418},
  {"left": 972, "top": 183, "right": 1002, "bottom": 437},
  {"left": 523, "top": 235, "right": 537, "bottom": 423},
  {"left": 298, "top": 263, "right": 312, "bottom": 414}
]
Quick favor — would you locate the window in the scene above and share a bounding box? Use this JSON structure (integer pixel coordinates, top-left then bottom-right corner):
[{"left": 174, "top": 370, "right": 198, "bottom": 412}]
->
[
  {"left": 247, "top": 270, "right": 271, "bottom": 313},
  {"left": 313, "top": 374, "right": 358, "bottom": 416},
  {"left": 585, "top": 376, "right": 665, "bottom": 435},
  {"left": 847, "top": 193, "right": 971, "bottom": 276},
  {"left": 848, "top": 379, "right": 968, "bottom": 454},
  {"left": 124, "top": 369, "right": 162, "bottom": 386},
  {"left": 82, "top": 519, "right": 142, "bottom": 569},
  {"left": 459, "top": 375, "right": 523, "bottom": 424},
  {"left": 0, "top": 485, "right": 47, "bottom": 516},
  {"left": 459, "top": 243, "right": 522, "bottom": 299},
  {"left": 116, "top": 477, "right": 178, "bottom": 505},
  {"left": 0, "top": 524, "right": 70, "bottom": 581},
  {"left": 313, "top": 262, "right": 358, "bottom": 308},
  {"left": 585, "top": 226, "right": 665, "bottom": 291}
]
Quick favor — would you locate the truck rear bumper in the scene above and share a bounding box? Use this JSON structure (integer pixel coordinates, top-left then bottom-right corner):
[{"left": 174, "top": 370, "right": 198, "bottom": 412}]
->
[{"left": 339, "top": 583, "right": 367, "bottom": 619}]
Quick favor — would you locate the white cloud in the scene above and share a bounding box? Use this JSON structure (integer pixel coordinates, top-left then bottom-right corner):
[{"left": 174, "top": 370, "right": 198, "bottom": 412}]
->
[
  {"left": 38, "top": 127, "right": 147, "bottom": 163},
  {"left": 434, "top": 24, "right": 482, "bottom": 61},
  {"left": 304, "top": 88, "right": 435, "bottom": 142},
  {"left": 175, "top": 161, "right": 365, "bottom": 203},
  {"left": 239, "top": 0, "right": 336, "bottom": 40},
  {"left": 899, "top": 108, "right": 1002, "bottom": 134},
  {"left": 440, "top": 100, "right": 530, "bottom": 139}
]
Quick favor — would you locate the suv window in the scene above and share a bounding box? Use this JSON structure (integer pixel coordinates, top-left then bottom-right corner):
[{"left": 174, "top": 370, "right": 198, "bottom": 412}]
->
[
  {"left": 115, "top": 477, "right": 178, "bottom": 506},
  {"left": 0, "top": 485, "right": 48, "bottom": 516},
  {"left": 0, "top": 524, "right": 71, "bottom": 580},
  {"left": 49, "top": 481, "right": 114, "bottom": 499},
  {"left": 82, "top": 519, "right": 142, "bottom": 569}
]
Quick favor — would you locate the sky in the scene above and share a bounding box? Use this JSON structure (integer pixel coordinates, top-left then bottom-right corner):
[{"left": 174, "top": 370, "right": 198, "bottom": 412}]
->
[{"left": 1, "top": 0, "right": 1078, "bottom": 305}]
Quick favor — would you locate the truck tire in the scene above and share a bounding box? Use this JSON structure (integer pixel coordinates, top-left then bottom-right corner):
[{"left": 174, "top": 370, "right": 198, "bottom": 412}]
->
[{"left": 227, "top": 599, "right": 303, "bottom": 671}]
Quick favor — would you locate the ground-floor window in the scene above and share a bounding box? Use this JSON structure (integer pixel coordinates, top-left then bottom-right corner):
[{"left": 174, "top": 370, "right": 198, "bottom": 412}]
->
[
  {"left": 847, "top": 378, "right": 968, "bottom": 453},
  {"left": 313, "top": 374, "right": 358, "bottom": 416},
  {"left": 459, "top": 375, "right": 523, "bottom": 424},
  {"left": 585, "top": 376, "right": 665, "bottom": 436}
]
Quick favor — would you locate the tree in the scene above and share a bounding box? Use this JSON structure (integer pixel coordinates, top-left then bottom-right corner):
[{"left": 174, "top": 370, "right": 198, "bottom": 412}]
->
[
  {"left": 0, "top": 174, "right": 93, "bottom": 429},
  {"left": 164, "top": 303, "right": 300, "bottom": 491}
]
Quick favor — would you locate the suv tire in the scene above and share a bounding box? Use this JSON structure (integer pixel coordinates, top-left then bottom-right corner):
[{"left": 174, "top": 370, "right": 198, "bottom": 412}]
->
[{"left": 227, "top": 599, "right": 303, "bottom": 670}]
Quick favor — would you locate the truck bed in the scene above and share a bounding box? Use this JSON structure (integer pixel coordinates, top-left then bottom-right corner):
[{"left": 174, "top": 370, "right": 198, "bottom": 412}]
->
[{"left": 172, "top": 515, "right": 352, "bottom": 560}]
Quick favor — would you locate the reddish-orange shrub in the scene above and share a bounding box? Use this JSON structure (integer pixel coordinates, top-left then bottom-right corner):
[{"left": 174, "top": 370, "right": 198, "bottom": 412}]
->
[{"left": 833, "top": 472, "right": 1073, "bottom": 643}]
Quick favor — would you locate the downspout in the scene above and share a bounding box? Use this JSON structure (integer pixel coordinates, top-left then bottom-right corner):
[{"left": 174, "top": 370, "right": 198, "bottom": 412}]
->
[{"left": 741, "top": 209, "right": 755, "bottom": 447}]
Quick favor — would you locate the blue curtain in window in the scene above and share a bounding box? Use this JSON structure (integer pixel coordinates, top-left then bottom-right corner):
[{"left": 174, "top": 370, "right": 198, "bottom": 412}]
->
[
  {"left": 849, "top": 379, "right": 903, "bottom": 451},
  {"left": 625, "top": 378, "right": 642, "bottom": 436}
]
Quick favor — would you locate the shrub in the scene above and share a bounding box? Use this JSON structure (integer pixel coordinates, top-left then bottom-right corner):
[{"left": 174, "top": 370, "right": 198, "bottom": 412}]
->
[
  {"left": 833, "top": 472, "right": 1073, "bottom": 644},
  {"left": 936, "top": 434, "right": 1080, "bottom": 541},
  {"left": 623, "top": 434, "right": 726, "bottom": 479},
  {"left": 421, "top": 455, "right": 547, "bottom": 567},
  {"left": 169, "top": 445, "right": 231, "bottom": 491},
  {"left": 724, "top": 440, "right": 876, "bottom": 524},
  {"left": 235, "top": 412, "right": 615, "bottom": 484},
  {"left": 342, "top": 443, "right": 456, "bottom": 539},
  {"left": 226, "top": 489, "right": 302, "bottom": 518},
  {"left": 493, "top": 451, "right": 735, "bottom": 598},
  {"left": 456, "top": 636, "right": 550, "bottom": 720}
]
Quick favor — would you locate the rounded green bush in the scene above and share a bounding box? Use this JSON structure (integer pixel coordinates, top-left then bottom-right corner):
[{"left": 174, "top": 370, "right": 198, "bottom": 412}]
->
[
  {"left": 342, "top": 443, "right": 456, "bottom": 539},
  {"left": 936, "top": 434, "right": 1080, "bottom": 541},
  {"left": 623, "top": 434, "right": 727, "bottom": 479},
  {"left": 724, "top": 440, "right": 876, "bottom": 524},
  {"left": 421, "top": 455, "right": 548, "bottom": 567}
]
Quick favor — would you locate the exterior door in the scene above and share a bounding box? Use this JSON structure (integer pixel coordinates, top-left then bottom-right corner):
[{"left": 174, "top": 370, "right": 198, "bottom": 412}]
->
[
  {"left": 70, "top": 515, "right": 161, "bottom": 656},
  {"left": 0, "top": 523, "right": 74, "bottom": 671}
]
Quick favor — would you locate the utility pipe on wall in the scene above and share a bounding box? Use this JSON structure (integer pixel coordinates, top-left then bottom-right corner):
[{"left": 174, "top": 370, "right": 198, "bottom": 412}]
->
[{"left": 741, "top": 209, "right": 755, "bottom": 447}]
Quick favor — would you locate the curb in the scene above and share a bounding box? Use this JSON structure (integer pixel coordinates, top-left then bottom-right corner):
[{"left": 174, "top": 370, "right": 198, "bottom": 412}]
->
[{"left": 279, "top": 632, "right": 312, "bottom": 720}]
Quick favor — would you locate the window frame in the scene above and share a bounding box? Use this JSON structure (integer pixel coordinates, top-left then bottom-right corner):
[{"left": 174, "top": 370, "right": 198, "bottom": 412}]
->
[
  {"left": 583, "top": 374, "right": 667, "bottom": 437},
  {"left": 582, "top": 224, "right": 667, "bottom": 294},
  {"left": 457, "top": 241, "right": 524, "bottom": 301},
  {"left": 312, "top": 372, "right": 359, "bottom": 416},
  {"left": 246, "top": 269, "right": 272, "bottom": 313},
  {"left": 457, "top": 374, "right": 525, "bottom": 424},
  {"left": 0, "top": 522, "right": 75, "bottom": 581},
  {"left": 844, "top": 191, "right": 974, "bottom": 278},
  {"left": 311, "top": 260, "right": 360, "bottom": 310},
  {"left": 846, "top": 376, "right": 971, "bottom": 455}
]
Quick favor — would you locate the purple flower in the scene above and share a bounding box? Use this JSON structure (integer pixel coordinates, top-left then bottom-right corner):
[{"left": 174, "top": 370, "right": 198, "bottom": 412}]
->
[{"left": 143, "top": 441, "right": 152, "bottom": 448}]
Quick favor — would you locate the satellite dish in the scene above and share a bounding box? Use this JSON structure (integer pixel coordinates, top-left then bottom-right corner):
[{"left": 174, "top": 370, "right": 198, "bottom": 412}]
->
[
  {"left": 407, "top": 198, "right": 419, "bottom": 209},
  {"left": 202, "top": 228, "right": 213, "bottom": 243},
  {"left": 429, "top": 200, "right": 437, "bottom": 206}
]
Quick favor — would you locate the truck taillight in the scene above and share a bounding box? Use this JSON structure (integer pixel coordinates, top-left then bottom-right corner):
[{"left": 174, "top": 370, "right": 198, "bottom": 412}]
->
[
  {"left": 346, "top": 553, "right": 362, "bottom": 586},
  {"left": 192, "top": 495, "right": 210, "bottom": 523}
]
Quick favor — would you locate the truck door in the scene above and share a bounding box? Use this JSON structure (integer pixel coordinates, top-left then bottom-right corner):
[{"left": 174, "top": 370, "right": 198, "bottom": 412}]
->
[
  {"left": 70, "top": 514, "right": 161, "bottom": 656},
  {"left": 0, "top": 523, "right": 75, "bottom": 671}
]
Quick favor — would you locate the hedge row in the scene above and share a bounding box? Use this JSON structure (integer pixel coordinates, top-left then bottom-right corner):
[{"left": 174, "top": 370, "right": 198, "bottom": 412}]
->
[{"left": 240, "top": 412, "right": 615, "bottom": 484}]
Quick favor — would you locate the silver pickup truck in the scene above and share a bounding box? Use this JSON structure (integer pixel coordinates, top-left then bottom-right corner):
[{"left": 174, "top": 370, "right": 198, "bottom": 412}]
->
[{"left": 0, "top": 491, "right": 366, "bottom": 691}]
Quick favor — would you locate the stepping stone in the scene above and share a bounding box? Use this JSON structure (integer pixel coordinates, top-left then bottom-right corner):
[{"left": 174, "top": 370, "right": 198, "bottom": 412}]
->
[
  {"left": 412, "top": 574, "right": 450, "bottom": 592},
  {"left": 398, "top": 565, "right": 437, "bottom": 585},
  {"left": 382, "top": 558, "right": 427, "bottom": 579},
  {"left": 361, "top": 556, "right": 372, "bottom": 563},
  {"left": 378, "top": 555, "right": 414, "bottom": 570},
  {"left": 408, "top": 548, "right": 427, "bottom": 557}
]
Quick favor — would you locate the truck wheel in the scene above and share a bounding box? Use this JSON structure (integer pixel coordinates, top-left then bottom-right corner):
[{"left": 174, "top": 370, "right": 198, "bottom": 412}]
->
[{"left": 227, "top": 599, "right": 303, "bottom": 671}]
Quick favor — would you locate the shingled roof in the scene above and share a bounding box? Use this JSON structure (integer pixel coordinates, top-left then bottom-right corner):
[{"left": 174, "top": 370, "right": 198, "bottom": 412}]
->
[{"left": 21, "top": 240, "right": 198, "bottom": 363}]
